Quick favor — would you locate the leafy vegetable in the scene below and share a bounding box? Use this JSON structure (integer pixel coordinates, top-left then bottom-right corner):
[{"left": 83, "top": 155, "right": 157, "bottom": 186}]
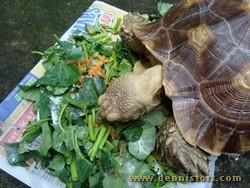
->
[
  {"left": 141, "top": 1, "right": 173, "bottom": 21},
  {"left": 158, "top": 1, "right": 173, "bottom": 16},
  {"left": 36, "top": 63, "right": 80, "bottom": 87},
  {"left": 128, "top": 124, "right": 156, "bottom": 160},
  {"left": 5, "top": 143, "right": 34, "bottom": 166}
]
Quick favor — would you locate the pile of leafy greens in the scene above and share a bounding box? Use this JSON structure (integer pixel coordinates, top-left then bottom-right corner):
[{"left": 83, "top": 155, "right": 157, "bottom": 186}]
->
[{"left": 4, "top": 2, "right": 180, "bottom": 188}]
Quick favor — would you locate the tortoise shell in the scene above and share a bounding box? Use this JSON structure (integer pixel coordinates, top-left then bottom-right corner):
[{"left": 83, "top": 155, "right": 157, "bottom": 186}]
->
[{"left": 132, "top": 0, "right": 250, "bottom": 155}]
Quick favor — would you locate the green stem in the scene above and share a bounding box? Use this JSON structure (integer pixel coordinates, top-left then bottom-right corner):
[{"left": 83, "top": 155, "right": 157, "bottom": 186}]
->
[
  {"left": 67, "top": 178, "right": 73, "bottom": 188},
  {"left": 81, "top": 41, "right": 89, "bottom": 60},
  {"left": 145, "top": 154, "right": 156, "bottom": 164},
  {"left": 92, "top": 108, "right": 96, "bottom": 127},
  {"left": 53, "top": 34, "right": 64, "bottom": 46},
  {"left": 112, "top": 18, "right": 122, "bottom": 34},
  {"left": 31, "top": 51, "right": 43, "bottom": 56},
  {"left": 92, "top": 33, "right": 108, "bottom": 41},
  {"left": 71, "top": 127, "right": 85, "bottom": 160},
  {"left": 25, "top": 118, "right": 51, "bottom": 131},
  {"left": 59, "top": 103, "right": 68, "bottom": 132},
  {"left": 99, "top": 127, "right": 111, "bottom": 149},
  {"left": 70, "top": 153, "right": 78, "bottom": 181},
  {"left": 94, "top": 124, "right": 104, "bottom": 138},
  {"left": 89, "top": 126, "right": 106, "bottom": 161},
  {"left": 88, "top": 114, "right": 96, "bottom": 142},
  {"left": 167, "top": 169, "right": 178, "bottom": 177},
  {"left": 66, "top": 153, "right": 73, "bottom": 165},
  {"left": 105, "top": 50, "right": 117, "bottom": 81}
]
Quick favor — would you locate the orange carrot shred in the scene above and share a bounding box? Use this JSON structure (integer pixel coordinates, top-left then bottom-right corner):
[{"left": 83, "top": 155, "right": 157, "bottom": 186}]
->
[
  {"left": 88, "top": 55, "right": 111, "bottom": 77},
  {"left": 94, "top": 123, "right": 99, "bottom": 128},
  {"left": 78, "top": 75, "right": 84, "bottom": 88},
  {"left": 119, "top": 146, "right": 125, "bottom": 157},
  {"left": 110, "top": 128, "right": 116, "bottom": 139},
  {"left": 77, "top": 61, "right": 82, "bottom": 76}
]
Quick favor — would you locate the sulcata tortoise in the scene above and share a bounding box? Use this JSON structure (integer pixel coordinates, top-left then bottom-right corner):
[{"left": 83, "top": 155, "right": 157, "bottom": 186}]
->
[{"left": 98, "top": 0, "right": 250, "bottom": 176}]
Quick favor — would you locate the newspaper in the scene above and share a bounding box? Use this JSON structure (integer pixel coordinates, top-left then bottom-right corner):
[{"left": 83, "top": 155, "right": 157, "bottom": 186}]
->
[{"left": 0, "top": 1, "right": 216, "bottom": 187}]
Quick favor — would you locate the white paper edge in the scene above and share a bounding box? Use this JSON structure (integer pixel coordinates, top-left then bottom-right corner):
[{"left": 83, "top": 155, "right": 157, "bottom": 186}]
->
[{"left": 0, "top": 156, "right": 65, "bottom": 188}]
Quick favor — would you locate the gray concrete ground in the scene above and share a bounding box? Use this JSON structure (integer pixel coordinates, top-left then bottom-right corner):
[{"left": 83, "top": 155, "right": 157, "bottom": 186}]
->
[{"left": 0, "top": 0, "right": 249, "bottom": 188}]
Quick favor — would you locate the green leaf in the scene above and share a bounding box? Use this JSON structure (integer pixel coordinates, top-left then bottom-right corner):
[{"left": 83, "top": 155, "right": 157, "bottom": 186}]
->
[
  {"left": 64, "top": 76, "right": 106, "bottom": 110},
  {"left": 42, "top": 47, "right": 63, "bottom": 70},
  {"left": 38, "top": 122, "right": 53, "bottom": 156},
  {"left": 103, "top": 176, "right": 127, "bottom": 188},
  {"left": 58, "top": 168, "right": 70, "bottom": 184},
  {"left": 116, "top": 150, "right": 152, "bottom": 185},
  {"left": 63, "top": 46, "right": 84, "bottom": 61},
  {"left": 17, "top": 86, "right": 40, "bottom": 102},
  {"left": 123, "top": 124, "right": 143, "bottom": 142},
  {"left": 82, "top": 76, "right": 107, "bottom": 98},
  {"left": 99, "top": 149, "right": 117, "bottom": 172},
  {"left": 89, "top": 172, "right": 102, "bottom": 188},
  {"left": 34, "top": 90, "right": 51, "bottom": 119},
  {"left": 52, "top": 131, "right": 68, "bottom": 155},
  {"left": 139, "top": 109, "right": 166, "bottom": 127},
  {"left": 76, "top": 156, "right": 95, "bottom": 183},
  {"left": 48, "top": 96, "right": 64, "bottom": 126},
  {"left": 61, "top": 128, "right": 74, "bottom": 151},
  {"left": 21, "top": 126, "right": 41, "bottom": 143},
  {"left": 46, "top": 85, "right": 69, "bottom": 95},
  {"left": 157, "top": 1, "right": 173, "bottom": 16},
  {"left": 72, "top": 181, "right": 82, "bottom": 188},
  {"left": 47, "top": 154, "right": 66, "bottom": 176},
  {"left": 4, "top": 143, "right": 31, "bottom": 166},
  {"left": 36, "top": 62, "right": 80, "bottom": 87},
  {"left": 128, "top": 125, "right": 156, "bottom": 160},
  {"left": 17, "top": 142, "right": 37, "bottom": 154}
]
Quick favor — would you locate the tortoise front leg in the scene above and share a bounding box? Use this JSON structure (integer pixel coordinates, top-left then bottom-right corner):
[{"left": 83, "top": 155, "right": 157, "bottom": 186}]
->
[{"left": 157, "top": 116, "right": 209, "bottom": 176}]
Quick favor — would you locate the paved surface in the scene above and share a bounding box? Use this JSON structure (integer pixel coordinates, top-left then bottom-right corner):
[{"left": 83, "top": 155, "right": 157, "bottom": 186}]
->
[{"left": 0, "top": 0, "right": 249, "bottom": 188}]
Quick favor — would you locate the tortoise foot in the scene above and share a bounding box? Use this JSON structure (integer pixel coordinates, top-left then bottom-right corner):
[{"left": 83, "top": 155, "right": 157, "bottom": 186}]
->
[{"left": 157, "top": 116, "right": 209, "bottom": 176}]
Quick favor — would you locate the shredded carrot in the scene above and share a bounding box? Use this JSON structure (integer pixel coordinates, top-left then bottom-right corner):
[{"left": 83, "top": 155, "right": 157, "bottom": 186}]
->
[
  {"left": 114, "top": 170, "right": 119, "bottom": 178},
  {"left": 119, "top": 146, "right": 125, "bottom": 157},
  {"left": 88, "top": 54, "right": 111, "bottom": 77},
  {"left": 150, "top": 151, "right": 158, "bottom": 158},
  {"left": 94, "top": 122, "right": 99, "bottom": 128},
  {"left": 65, "top": 59, "right": 89, "bottom": 65},
  {"left": 86, "top": 26, "right": 95, "bottom": 35},
  {"left": 77, "top": 61, "right": 82, "bottom": 76},
  {"left": 69, "top": 59, "right": 92, "bottom": 87},
  {"left": 78, "top": 75, "right": 84, "bottom": 88},
  {"left": 110, "top": 128, "right": 116, "bottom": 139}
]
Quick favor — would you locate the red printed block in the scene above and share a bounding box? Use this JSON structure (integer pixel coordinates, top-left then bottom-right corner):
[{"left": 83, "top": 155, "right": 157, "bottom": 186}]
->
[{"left": 0, "top": 103, "right": 36, "bottom": 146}]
